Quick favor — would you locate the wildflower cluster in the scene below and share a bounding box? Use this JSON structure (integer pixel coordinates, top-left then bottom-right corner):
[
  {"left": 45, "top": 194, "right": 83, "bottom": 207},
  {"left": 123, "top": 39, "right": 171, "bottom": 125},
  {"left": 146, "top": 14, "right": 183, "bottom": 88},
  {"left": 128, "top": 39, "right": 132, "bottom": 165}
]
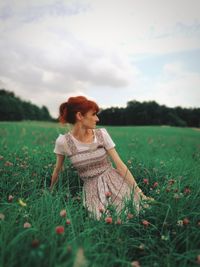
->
[{"left": 55, "top": 209, "right": 71, "bottom": 235}]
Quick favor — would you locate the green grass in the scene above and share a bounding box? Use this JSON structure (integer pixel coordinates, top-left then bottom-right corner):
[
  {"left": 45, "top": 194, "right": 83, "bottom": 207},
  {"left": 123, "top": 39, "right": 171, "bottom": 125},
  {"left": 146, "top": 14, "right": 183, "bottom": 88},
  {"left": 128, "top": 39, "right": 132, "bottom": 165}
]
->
[{"left": 0, "top": 121, "right": 200, "bottom": 267}]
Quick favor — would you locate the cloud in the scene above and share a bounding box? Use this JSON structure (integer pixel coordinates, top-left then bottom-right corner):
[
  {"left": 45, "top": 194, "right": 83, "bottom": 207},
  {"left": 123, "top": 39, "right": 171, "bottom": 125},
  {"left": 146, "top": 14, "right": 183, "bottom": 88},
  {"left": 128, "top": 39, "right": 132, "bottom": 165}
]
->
[
  {"left": 151, "top": 62, "right": 200, "bottom": 108},
  {"left": 0, "top": 0, "right": 89, "bottom": 22},
  {"left": 0, "top": 0, "right": 200, "bottom": 117}
]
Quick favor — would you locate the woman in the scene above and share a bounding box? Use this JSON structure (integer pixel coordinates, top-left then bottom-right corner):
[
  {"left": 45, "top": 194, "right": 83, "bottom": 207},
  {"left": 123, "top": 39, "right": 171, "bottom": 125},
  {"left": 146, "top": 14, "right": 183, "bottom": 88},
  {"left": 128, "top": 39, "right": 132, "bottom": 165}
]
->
[{"left": 50, "top": 96, "right": 152, "bottom": 220}]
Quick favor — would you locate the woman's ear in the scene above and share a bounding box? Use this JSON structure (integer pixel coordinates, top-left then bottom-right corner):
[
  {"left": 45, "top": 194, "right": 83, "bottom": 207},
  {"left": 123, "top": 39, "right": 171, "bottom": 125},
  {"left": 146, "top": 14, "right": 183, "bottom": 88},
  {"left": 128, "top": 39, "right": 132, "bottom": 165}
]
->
[{"left": 76, "top": 112, "right": 83, "bottom": 121}]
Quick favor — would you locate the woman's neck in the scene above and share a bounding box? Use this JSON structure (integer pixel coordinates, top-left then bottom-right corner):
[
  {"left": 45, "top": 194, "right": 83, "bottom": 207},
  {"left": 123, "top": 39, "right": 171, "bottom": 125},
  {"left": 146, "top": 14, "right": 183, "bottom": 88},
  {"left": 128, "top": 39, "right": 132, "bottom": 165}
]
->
[{"left": 70, "top": 125, "right": 94, "bottom": 143}]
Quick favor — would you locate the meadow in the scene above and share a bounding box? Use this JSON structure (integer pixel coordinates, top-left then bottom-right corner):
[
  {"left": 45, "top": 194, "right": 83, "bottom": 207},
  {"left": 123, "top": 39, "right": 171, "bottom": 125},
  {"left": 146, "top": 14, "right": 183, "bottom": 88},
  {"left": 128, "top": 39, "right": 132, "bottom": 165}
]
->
[{"left": 0, "top": 121, "right": 200, "bottom": 267}]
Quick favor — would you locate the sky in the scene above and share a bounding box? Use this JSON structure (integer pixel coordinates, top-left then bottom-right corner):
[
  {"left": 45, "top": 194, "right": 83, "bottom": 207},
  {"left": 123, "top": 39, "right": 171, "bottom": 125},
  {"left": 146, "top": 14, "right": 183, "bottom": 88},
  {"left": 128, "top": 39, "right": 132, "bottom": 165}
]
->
[{"left": 0, "top": 0, "right": 200, "bottom": 118}]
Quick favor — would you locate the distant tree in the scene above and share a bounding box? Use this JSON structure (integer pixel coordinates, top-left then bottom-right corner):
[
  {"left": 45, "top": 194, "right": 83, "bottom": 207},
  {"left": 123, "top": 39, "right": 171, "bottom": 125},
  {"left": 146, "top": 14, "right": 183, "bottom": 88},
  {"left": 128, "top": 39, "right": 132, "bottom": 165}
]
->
[
  {"left": 98, "top": 99, "right": 200, "bottom": 127},
  {"left": 0, "top": 89, "right": 53, "bottom": 121}
]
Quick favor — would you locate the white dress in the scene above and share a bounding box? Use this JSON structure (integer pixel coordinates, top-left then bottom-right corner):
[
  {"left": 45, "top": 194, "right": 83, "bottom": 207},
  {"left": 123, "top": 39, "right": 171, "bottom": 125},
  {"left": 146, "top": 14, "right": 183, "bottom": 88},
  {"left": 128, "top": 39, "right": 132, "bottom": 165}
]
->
[{"left": 54, "top": 128, "right": 141, "bottom": 220}]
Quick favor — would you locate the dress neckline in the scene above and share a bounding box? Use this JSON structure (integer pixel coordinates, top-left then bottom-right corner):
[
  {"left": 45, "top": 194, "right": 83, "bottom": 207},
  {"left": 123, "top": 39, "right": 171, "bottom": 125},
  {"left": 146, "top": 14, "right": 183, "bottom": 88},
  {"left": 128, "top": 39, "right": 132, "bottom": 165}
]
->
[{"left": 68, "top": 129, "right": 96, "bottom": 145}]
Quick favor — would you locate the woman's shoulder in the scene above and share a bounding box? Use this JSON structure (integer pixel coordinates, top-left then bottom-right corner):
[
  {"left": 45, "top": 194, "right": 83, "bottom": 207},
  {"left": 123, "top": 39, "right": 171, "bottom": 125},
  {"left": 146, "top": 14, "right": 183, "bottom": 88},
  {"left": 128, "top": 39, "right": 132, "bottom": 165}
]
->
[
  {"left": 55, "top": 133, "right": 68, "bottom": 144},
  {"left": 96, "top": 128, "right": 109, "bottom": 135}
]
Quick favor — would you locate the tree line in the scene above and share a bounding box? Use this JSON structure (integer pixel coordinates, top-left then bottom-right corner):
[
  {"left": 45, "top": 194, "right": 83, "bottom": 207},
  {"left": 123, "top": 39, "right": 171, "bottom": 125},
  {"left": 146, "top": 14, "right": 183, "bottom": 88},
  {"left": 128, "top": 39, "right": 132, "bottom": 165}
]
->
[
  {"left": 98, "top": 100, "right": 200, "bottom": 127},
  {"left": 1, "top": 89, "right": 199, "bottom": 127},
  {"left": 0, "top": 89, "right": 52, "bottom": 121}
]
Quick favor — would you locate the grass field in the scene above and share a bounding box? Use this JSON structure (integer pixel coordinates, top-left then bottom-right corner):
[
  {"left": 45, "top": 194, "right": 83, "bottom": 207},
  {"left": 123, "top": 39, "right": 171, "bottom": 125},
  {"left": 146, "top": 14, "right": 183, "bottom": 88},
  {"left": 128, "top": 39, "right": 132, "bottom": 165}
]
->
[{"left": 0, "top": 121, "right": 200, "bottom": 267}]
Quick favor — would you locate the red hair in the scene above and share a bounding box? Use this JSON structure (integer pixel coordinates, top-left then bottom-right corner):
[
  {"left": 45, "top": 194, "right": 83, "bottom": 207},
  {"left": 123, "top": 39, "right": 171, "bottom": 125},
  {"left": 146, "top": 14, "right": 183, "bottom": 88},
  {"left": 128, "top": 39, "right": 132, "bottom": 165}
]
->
[{"left": 59, "top": 96, "right": 99, "bottom": 124}]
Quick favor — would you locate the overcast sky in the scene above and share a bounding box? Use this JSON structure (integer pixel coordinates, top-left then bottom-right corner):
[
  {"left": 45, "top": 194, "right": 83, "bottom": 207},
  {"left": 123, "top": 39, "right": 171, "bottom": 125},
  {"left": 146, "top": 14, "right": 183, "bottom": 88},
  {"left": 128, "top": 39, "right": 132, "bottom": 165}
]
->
[{"left": 0, "top": 0, "right": 200, "bottom": 118}]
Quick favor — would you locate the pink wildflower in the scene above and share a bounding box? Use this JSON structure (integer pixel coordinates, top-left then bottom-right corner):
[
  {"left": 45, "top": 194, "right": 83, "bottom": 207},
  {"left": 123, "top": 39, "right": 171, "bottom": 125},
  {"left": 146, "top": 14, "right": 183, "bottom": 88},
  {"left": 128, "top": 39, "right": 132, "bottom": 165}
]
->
[
  {"left": 116, "top": 218, "right": 122, "bottom": 225},
  {"left": 60, "top": 209, "right": 67, "bottom": 217},
  {"left": 183, "top": 218, "right": 189, "bottom": 226},
  {"left": 66, "top": 219, "right": 71, "bottom": 225},
  {"left": 4, "top": 161, "right": 13, "bottom": 167},
  {"left": 8, "top": 195, "right": 14, "bottom": 202},
  {"left": 55, "top": 225, "right": 64, "bottom": 234},
  {"left": 127, "top": 213, "right": 134, "bottom": 219},
  {"left": 153, "top": 182, "right": 158, "bottom": 188},
  {"left": 184, "top": 187, "right": 191, "bottom": 194},
  {"left": 143, "top": 178, "right": 149, "bottom": 185},
  {"left": 168, "top": 179, "right": 175, "bottom": 185},
  {"left": 142, "top": 220, "right": 150, "bottom": 227},
  {"left": 131, "top": 260, "right": 141, "bottom": 267},
  {"left": 105, "top": 217, "right": 112, "bottom": 224},
  {"left": 24, "top": 222, "right": 31, "bottom": 228}
]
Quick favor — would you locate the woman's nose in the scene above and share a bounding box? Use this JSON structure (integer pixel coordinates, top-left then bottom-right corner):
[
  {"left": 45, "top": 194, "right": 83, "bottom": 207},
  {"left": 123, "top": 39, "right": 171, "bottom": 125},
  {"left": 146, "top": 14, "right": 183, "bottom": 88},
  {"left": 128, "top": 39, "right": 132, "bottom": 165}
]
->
[{"left": 95, "top": 115, "right": 99, "bottom": 122}]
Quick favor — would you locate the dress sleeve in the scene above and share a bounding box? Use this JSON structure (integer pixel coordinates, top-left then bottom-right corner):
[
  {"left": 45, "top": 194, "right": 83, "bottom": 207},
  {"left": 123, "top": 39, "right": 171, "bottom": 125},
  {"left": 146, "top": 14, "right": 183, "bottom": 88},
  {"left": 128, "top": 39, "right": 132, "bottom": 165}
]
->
[
  {"left": 100, "top": 128, "right": 115, "bottom": 150},
  {"left": 53, "top": 135, "right": 67, "bottom": 156}
]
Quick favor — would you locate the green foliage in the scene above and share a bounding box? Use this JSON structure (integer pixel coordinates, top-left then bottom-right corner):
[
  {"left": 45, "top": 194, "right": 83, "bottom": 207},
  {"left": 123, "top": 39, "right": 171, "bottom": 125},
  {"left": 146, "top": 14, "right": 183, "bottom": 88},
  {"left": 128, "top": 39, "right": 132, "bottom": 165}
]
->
[
  {"left": 99, "top": 100, "right": 200, "bottom": 127},
  {"left": 0, "top": 122, "right": 200, "bottom": 267},
  {"left": 0, "top": 89, "right": 52, "bottom": 121}
]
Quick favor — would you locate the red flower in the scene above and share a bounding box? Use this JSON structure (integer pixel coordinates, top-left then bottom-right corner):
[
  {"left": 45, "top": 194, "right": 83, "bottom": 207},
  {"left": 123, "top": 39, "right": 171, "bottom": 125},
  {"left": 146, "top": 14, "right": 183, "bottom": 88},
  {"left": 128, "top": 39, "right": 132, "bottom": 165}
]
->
[
  {"left": 105, "top": 191, "right": 112, "bottom": 198},
  {"left": 184, "top": 187, "right": 191, "bottom": 194},
  {"left": 55, "top": 226, "right": 64, "bottom": 234},
  {"left": 183, "top": 218, "right": 189, "bottom": 226},
  {"left": 116, "top": 218, "right": 122, "bottom": 225},
  {"left": 143, "top": 178, "right": 149, "bottom": 185},
  {"left": 24, "top": 222, "right": 31, "bottom": 228},
  {"left": 153, "top": 182, "right": 158, "bottom": 188},
  {"left": 127, "top": 213, "right": 134, "bottom": 219},
  {"left": 60, "top": 209, "right": 67, "bottom": 217},
  {"left": 142, "top": 220, "right": 150, "bottom": 227},
  {"left": 8, "top": 195, "right": 14, "bottom": 202},
  {"left": 105, "top": 217, "right": 112, "bottom": 224},
  {"left": 66, "top": 219, "right": 71, "bottom": 225},
  {"left": 4, "top": 161, "right": 13, "bottom": 167},
  {"left": 168, "top": 179, "right": 175, "bottom": 185},
  {"left": 131, "top": 260, "right": 141, "bottom": 267}
]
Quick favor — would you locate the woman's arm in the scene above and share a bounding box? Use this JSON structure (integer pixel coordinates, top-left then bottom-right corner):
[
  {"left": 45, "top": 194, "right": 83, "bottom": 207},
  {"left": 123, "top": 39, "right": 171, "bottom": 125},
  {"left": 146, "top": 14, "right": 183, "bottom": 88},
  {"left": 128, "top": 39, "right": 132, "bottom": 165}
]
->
[
  {"left": 107, "top": 148, "right": 142, "bottom": 193},
  {"left": 106, "top": 147, "right": 156, "bottom": 202},
  {"left": 50, "top": 154, "right": 65, "bottom": 190}
]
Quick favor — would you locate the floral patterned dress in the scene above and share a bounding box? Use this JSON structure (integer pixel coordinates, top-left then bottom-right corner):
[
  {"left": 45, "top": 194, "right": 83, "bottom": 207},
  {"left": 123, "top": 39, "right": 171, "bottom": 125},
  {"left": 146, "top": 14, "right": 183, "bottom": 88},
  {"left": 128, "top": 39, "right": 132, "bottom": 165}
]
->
[{"left": 54, "top": 128, "right": 141, "bottom": 220}]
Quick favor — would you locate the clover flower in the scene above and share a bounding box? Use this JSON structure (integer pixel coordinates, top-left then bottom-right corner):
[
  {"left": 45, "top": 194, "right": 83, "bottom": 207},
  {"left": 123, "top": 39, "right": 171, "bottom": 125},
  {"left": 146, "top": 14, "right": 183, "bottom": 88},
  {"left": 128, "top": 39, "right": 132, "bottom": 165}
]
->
[
  {"left": 105, "top": 217, "right": 112, "bottom": 224},
  {"left": 24, "top": 222, "right": 31, "bottom": 228},
  {"left": 55, "top": 226, "right": 64, "bottom": 234},
  {"left": 127, "top": 213, "right": 134, "bottom": 219},
  {"left": 131, "top": 260, "right": 141, "bottom": 267},
  {"left": 60, "top": 209, "right": 67, "bottom": 217},
  {"left": 183, "top": 218, "right": 189, "bottom": 226},
  {"left": 184, "top": 187, "right": 191, "bottom": 194},
  {"left": 143, "top": 178, "right": 149, "bottom": 185},
  {"left": 116, "top": 218, "right": 122, "bottom": 225},
  {"left": 4, "top": 161, "right": 13, "bottom": 166},
  {"left": 8, "top": 195, "right": 14, "bottom": 202},
  {"left": 177, "top": 220, "right": 183, "bottom": 227},
  {"left": 142, "top": 220, "right": 150, "bottom": 227},
  {"left": 153, "top": 182, "right": 158, "bottom": 188}
]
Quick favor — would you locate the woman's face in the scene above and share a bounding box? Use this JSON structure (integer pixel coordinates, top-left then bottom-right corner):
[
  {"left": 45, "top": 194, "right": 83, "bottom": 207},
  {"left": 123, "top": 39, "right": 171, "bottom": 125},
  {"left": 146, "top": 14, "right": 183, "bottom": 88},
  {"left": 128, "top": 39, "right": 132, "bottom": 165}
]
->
[{"left": 81, "top": 109, "right": 99, "bottom": 129}]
